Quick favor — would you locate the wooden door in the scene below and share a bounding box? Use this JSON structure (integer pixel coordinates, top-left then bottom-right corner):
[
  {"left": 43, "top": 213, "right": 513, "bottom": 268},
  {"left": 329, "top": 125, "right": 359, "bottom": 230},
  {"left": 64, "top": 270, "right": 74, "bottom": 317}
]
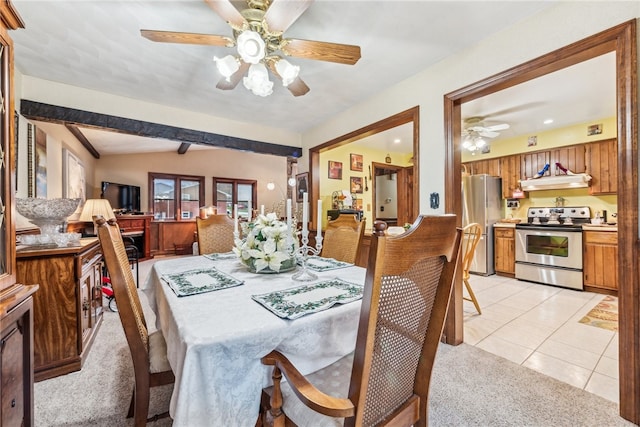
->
[{"left": 587, "top": 139, "right": 617, "bottom": 194}]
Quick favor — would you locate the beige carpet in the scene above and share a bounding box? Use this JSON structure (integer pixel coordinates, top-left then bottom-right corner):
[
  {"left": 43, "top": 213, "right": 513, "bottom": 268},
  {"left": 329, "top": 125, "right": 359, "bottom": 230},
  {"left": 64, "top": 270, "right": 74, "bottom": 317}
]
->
[
  {"left": 579, "top": 295, "right": 619, "bottom": 332},
  {"left": 33, "top": 257, "right": 632, "bottom": 427}
]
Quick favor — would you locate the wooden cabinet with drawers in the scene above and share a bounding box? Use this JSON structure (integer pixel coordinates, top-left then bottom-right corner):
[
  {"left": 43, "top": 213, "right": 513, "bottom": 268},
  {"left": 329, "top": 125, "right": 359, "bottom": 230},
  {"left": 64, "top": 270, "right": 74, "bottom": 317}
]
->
[
  {"left": 494, "top": 227, "right": 516, "bottom": 277},
  {"left": 16, "top": 238, "right": 103, "bottom": 381},
  {"left": 583, "top": 230, "right": 618, "bottom": 293}
]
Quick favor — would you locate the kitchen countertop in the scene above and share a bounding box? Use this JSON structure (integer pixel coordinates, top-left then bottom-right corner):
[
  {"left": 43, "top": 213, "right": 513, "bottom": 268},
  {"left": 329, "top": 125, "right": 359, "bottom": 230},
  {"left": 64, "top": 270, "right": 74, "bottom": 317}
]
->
[
  {"left": 493, "top": 223, "right": 617, "bottom": 231},
  {"left": 582, "top": 224, "right": 618, "bottom": 232}
]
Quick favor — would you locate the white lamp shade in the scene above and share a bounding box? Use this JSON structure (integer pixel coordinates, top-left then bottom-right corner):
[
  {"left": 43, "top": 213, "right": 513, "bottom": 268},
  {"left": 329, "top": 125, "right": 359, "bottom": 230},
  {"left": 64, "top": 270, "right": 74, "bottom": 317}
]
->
[
  {"left": 214, "top": 55, "right": 240, "bottom": 80},
  {"left": 79, "top": 199, "right": 115, "bottom": 222},
  {"left": 243, "top": 63, "right": 273, "bottom": 96},
  {"left": 275, "top": 58, "right": 300, "bottom": 87},
  {"left": 236, "top": 30, "right": 265, "bottom": 64}
]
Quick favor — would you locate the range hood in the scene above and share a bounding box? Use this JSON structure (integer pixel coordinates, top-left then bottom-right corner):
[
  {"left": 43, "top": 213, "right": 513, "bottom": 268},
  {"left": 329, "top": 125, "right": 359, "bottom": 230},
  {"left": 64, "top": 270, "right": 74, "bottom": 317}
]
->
[{"left": 519, "top": 173, "right": 592, "bottom": 191}]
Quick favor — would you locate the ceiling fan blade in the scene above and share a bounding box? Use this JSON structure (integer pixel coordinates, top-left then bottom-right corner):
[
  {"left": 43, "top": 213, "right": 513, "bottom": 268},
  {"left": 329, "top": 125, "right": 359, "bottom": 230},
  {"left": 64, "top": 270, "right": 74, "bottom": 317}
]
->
[
  {"left": 484, "top": 123, "right": 510, "bottom": 132},
  {"left": 285, "top": 77, "right": 310, "bottom": 97},
  {"left": 478, "top": 130, "right": 499, "bottom": 138},
  {"left": 141, "top": 29, "right": 234, "bottom": 47},
  {"left": 216, "top": 61, "right": 250, "bottom": 90},
  {"left": 203, "top": 0, "right": 247, "bottom": 30},
  {"left": 281, "top": 38, "right": 361, "bottom": 65},
  {"left": 263, "top": 0, "right": 314, "bottom": 34}
]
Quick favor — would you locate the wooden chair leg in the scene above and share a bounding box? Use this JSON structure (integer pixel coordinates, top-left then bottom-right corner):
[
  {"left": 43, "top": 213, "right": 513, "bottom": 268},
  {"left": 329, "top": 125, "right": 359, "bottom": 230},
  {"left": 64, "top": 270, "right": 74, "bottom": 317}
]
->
[
  {"left": 463, "top": 278, "right": 482, "bottom": 314},
  {"left": 267, "top": 366, "right": 285, "bottom": 427},
  {"left": 134, "top": 385, "right": 151, "bottom": 427},
  {"left": 127, "top": 388, "right": 135, "bottom": 418}
]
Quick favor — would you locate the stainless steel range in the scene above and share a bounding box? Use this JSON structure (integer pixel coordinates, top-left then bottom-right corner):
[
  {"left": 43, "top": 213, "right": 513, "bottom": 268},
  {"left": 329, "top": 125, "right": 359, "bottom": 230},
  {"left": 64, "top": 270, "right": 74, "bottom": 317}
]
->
[{"left": 515, "top": 206, "right": 591, "bottom": 290}]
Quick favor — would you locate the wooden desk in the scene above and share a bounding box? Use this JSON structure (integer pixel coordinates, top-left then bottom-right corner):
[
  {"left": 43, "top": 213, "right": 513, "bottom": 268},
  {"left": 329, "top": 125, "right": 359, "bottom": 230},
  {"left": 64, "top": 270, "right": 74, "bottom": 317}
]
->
[
  {"left": 115, "top": 214, "right": 153, "bottom": 260},
  {"left": 143, "top": 256, "right": 364, "bottom": 426}
]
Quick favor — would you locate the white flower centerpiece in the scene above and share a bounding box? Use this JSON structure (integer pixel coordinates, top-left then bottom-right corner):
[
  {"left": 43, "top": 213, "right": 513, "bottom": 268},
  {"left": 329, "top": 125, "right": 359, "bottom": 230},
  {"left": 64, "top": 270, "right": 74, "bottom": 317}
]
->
[{"left": 234, "top": 212, "right": 298, "bottom": 273}]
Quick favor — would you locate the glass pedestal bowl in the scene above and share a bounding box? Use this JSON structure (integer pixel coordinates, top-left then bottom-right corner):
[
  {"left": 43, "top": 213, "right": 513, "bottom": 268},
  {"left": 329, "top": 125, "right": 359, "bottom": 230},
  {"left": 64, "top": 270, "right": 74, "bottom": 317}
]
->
[{"left": 16, "top": 197, "right": 81, "bottom": 235}]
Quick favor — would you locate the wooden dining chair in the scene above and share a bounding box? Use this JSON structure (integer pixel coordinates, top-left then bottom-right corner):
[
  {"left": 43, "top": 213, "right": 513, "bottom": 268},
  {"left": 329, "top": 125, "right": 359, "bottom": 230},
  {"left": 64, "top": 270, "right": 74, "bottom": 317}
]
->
[
  {"left": 461, "top": 223, "right": 482, "bottom": 314},
  {"left": 196, "top": 213, "right": 235, "bottom": 255},
  {"left": 259, "top": 215, "right": 462, "bottom": 427},
  {"left": 94, "top": 215, "right": 174, "bottom": 426},
  {"left": 319, "top": 214, "right": 366, "bottom": 264}
]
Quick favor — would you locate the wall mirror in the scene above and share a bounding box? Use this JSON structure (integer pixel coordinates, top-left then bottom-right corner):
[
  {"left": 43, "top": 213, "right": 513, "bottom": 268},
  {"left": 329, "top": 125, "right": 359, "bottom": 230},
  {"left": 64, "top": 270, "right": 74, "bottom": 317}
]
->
[
  {"left": 444, "top": 20, "right": 637, "bottom": 422},
  {"left": 309, "top": 106, "right": 419, "bottom": 230}
]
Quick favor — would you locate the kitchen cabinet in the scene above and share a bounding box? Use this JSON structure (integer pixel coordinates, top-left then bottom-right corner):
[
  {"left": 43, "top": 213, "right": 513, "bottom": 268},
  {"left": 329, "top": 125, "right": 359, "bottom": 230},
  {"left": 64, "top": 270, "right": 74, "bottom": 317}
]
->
[
  {"left": 583, "top": 230, "right": 618, "bottom": 293},
  {"left": 463, "top": 158, "right": 500, "bottom": 177},
  {"left": 16, "top": 239, "right": 103, "bottom": 381},
  {"left": 499, "top": 154, "right": 523, "bottom": 199},
  {"left": 521, "top": 151, "right": 550, "bottom": 180},
  {"left": 586, "top": 138, "right": 617, "bottom": 195},
  {"left": 494, "top": 227, "right": 515, "bottom": 277},
  {"left": 551, "top": 145, "right": 586, "bottom": 175}
]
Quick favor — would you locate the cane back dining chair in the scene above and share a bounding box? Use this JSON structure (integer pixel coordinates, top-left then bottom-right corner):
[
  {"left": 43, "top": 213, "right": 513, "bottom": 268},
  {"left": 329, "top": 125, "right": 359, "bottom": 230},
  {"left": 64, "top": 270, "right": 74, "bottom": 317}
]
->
[
  {"left": 320, "top": 214, "right": 366, "bottom": 264},
  {"left": 94, "top": 215, "right": 174, "bottom": 426},
  {"left": 259, "top": 215, "right": 462, "bottom": 427},
  {"left": 461, "top": 223, "right": 482, "bottom": 315},
  {"left": 196, "top": 213, "right": 235, "bottom": 255}
]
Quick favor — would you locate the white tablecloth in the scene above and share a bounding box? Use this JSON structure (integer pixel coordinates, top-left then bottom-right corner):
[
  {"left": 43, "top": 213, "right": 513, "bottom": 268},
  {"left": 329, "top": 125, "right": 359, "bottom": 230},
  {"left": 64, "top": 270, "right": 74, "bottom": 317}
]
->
[{"left": 143, "top": 256, "right": 365, "bottom": 427}]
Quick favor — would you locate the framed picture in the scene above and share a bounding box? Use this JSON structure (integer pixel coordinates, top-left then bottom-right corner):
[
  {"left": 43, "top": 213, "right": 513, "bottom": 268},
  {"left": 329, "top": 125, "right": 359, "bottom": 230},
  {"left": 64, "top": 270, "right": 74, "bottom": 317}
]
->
[
  {"left": 328, "top": 161, "right": 342, "bottom": 180},
  {"left": 587, "top": 123, "right": 603, "bottom": 136},
  {"left": 295, "top": 172, "right": 309, "bottom": 202},
  {"left": 350, "top": 176, "right": 363, "bottom": 194},
  {"left": 350, "top": 153, "right": 363, "bottom": 172},
  {"left": 63, "top": 148, "right": 86, "bottom": 201}
]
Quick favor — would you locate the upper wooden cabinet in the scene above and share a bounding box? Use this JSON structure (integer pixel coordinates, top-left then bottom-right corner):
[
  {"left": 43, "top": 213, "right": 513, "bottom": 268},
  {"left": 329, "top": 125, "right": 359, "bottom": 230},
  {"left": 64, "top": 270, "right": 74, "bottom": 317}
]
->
[
  {"left": 499, "top": 154, "right": 522, "bottom": 199},
  {"left": 463, "top": 158, "right": 500, "bottom": 177},
  {"left": 521, "top": 151, "right": 550, "bottom": 180},
  {"left": 551, "top": 145, "right": 586, "bottom": 176},
  {"left": 586, "top": 138, "right": 617, "bottom": 195}
]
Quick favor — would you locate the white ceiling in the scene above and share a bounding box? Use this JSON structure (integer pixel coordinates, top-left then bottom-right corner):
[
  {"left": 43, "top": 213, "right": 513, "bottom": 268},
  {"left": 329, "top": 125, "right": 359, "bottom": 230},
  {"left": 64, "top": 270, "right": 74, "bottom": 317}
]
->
[{"left": 11, "top": 0, "right": 591, "bottom": 156}]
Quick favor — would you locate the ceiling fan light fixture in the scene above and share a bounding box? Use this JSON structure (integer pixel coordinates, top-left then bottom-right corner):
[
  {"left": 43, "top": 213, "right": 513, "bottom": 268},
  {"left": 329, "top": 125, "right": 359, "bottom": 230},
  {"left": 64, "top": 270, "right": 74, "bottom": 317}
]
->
[
  {"left": 275, "top": 58, "right": 300, "bottom": 87},
  {"left": 243, "top": 63, "right": 273, "bottom": 96},
  {"left": 476, "top": 138, "right": 486, "bottom": 148},
  {"left": 237, "top": 30, "right": 266, "bottom": 64},
  {"left": 214, "top": 55, "right": 240, "bottom": 81}
]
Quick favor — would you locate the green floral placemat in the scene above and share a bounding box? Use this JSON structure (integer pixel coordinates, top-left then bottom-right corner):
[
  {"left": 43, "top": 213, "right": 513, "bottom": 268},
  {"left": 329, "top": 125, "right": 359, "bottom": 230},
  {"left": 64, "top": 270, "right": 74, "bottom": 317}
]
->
[
  {"left": 252, "top": 278, "right": 363, "bottom": 319},
  {"left": 162, "top": 267, "right": 243, "bottom": 297},
  {"left": 300, "top": 256, "right": 353, "bottom": 272},
  {"left": 203, "top": 251, "right": 237, "bottom": 261}
]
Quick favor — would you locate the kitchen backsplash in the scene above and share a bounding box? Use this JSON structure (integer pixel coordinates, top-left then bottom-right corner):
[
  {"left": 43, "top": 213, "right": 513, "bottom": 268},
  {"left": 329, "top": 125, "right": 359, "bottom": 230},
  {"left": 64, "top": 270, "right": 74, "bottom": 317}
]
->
[{"left": 504, "top": 188, "right": 617, "bottom": 222}]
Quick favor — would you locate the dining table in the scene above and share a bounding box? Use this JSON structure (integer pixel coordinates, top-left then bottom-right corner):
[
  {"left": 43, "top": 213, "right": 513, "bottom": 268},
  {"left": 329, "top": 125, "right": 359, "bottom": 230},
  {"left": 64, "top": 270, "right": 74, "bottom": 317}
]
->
[{"left": 142, "top": 254, "right": 366, "bottom": 427}]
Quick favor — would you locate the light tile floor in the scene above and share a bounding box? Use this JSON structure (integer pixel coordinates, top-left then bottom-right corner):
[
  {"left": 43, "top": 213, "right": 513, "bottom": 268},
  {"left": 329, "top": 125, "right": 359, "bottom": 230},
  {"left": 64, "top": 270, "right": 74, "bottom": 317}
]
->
[{"left": 463, "top": 274, "right": 619, "bottom": 403}]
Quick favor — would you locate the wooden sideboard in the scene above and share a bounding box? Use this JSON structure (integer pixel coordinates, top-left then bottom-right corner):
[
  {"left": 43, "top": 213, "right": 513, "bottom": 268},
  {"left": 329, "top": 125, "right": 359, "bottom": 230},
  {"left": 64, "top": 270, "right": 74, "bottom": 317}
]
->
[
  {"left": 150, "top": 220, "right": 197, "bottom": 256},
  {"left": 16, "top": 238, "right": 103, "bottom": 381}
]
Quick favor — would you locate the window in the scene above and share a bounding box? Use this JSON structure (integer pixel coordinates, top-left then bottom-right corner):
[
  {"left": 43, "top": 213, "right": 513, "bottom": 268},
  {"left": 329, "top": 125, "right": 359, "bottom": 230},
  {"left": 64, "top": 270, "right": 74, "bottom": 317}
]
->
[
  {"left": 213, "top": 177, "right": 256, "bottom": 220},
  {"left": 149, "top": 173, "right": 204, "bottom": 220}
]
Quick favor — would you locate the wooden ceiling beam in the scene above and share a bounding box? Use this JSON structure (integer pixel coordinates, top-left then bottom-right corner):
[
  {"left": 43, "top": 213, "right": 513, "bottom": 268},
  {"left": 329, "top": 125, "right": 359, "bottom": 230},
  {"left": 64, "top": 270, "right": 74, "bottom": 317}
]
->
[
  {"left": 65, "top": 124, "right": 100, "bottom": 159},
  {"left": 20, "top": 100, "right": 302, "bottom": 158},
  {"left": 177, "top": 143, "right": 190, "bottom": 154}
]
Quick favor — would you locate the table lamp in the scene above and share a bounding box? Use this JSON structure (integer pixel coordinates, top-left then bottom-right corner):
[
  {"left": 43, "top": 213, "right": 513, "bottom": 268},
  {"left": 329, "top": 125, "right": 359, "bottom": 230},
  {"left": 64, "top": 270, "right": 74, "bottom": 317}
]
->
[{"left": 79, "top": 199, "right": 115, "bottom": 235}]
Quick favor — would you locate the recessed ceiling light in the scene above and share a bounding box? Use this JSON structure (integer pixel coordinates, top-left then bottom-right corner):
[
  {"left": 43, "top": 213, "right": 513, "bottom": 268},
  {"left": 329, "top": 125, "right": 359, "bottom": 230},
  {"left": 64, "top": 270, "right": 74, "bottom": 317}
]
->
[
  {"left": 543, "top": 119, "right": 554, "bottom": 125},
  {"left": 393, "top": 138, "right": 401, "bottom": 144}
]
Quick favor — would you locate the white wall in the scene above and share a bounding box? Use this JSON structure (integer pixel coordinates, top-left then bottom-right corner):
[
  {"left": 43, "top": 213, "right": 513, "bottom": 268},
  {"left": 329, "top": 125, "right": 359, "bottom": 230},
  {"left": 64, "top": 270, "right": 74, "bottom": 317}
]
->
[{"left": 301, "top": 2, "right": 640, "bottom": 214}]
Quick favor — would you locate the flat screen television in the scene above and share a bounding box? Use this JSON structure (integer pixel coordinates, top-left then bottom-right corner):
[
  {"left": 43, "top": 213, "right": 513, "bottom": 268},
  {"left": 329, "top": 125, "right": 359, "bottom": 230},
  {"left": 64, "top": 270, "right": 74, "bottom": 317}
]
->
[{"left": 101, "top": 181, "right": 141, "bottom": 213}]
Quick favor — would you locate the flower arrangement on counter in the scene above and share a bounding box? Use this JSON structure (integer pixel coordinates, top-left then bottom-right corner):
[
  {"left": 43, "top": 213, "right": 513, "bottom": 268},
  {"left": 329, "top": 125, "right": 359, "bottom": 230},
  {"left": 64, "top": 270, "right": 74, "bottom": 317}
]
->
[{"left": 234, "top": 212, "right": 299, "bottom": 273}]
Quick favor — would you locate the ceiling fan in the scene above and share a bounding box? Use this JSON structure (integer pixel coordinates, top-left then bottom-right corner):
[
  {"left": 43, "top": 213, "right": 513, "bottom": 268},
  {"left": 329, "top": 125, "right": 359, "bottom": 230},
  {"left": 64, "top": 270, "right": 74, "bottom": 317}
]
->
[
  {"left": 140, "top": 0, "right": 361, "bottom": 97},
  {"left": 462, "top": 116, "right": 510, "bottom": 153}
]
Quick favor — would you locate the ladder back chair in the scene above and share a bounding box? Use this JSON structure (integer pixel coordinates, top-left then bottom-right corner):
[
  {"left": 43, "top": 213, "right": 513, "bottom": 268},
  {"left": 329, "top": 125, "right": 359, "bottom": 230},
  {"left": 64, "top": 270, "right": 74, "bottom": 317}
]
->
[
  {"left": 461, "top": 223, "right": 482, "bottom": 315},
  {"left": 320, "top": 214, "right": 366, "bottom": 264},
  {"left": 94, "top": 215, "right": 174, "bottom": 426},
  {"left": 196, "top": 213, "right": 235, "bottom": 255},
  {"left": 260, "top": 215, "right": 462, "bottom": 427}
]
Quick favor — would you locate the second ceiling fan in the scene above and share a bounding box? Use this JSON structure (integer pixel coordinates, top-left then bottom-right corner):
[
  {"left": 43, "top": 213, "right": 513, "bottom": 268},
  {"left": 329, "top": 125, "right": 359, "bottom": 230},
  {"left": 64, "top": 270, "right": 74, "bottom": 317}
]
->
[{"left": 141, "top": 0, "right": 361, "bottom": 97}]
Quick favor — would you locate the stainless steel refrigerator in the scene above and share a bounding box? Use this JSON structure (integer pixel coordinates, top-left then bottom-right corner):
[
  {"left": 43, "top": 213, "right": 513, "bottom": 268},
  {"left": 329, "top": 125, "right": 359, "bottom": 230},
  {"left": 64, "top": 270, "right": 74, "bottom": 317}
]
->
[{"left": 462, "top": 174, "right": 502, "bottom": 275}]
